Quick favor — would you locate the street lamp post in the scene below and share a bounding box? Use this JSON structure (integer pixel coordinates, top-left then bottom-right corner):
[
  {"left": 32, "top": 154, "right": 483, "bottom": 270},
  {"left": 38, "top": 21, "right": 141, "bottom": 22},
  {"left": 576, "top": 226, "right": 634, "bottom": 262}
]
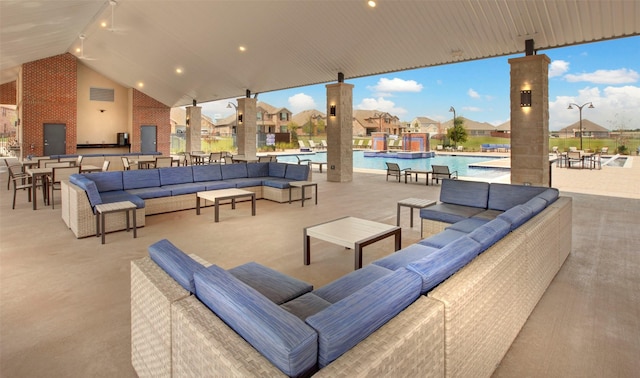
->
[
  {"left": 567, "top": 102, "right": 594, "bottom": 150},
  {"left": 449, "top": 106, "right": 456, "bottom": 147}
]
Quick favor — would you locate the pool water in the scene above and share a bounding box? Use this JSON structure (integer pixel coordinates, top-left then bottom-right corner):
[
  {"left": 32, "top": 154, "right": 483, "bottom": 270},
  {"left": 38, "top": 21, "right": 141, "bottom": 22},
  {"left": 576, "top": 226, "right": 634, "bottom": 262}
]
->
[{"left": 275, "top": 151, "right": 509, "bottom": 178}]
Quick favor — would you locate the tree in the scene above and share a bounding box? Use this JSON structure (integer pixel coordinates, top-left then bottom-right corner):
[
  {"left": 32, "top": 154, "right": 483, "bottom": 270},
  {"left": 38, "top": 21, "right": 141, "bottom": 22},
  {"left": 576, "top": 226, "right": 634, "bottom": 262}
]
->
[
  {"left": 447, "top": 117, "right": 468, "bottom": 147},
  {"left": 287, "top": 122, "right": 299, "bottom": 145}
]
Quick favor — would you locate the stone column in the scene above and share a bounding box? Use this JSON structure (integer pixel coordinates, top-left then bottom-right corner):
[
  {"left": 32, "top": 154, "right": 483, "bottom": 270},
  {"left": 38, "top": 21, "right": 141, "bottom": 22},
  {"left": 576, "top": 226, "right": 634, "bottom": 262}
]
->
[
  {"left": 185, "top": 106, "right": 201, "bottom": 153},
  {"left": 237, "top": 97, "right": 257, "bottom": 158},
  {"left": 326, "top": 82, "right": 354, "bottom": 182},
  {"left": 509, "top": 54, "right": 551, "bottom": 186}
]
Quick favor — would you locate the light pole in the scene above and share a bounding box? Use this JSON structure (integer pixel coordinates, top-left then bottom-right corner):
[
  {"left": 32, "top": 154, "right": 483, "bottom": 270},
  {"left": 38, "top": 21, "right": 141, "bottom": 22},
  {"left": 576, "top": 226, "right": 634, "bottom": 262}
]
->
[
  {"left": 449, "top": 106, "right": 456, "bottom": 147},
  {"left": 567, "top": 102, "right": 594, "bottom": 150},
  {"left": 227, "top": 102, "right": 238, "bottom": 133}
]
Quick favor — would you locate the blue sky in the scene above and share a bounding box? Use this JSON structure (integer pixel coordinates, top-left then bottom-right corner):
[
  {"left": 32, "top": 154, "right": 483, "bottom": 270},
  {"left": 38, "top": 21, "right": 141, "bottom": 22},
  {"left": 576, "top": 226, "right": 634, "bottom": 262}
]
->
[{"left": 199, "top": 35, "right": 640, "bottom": 131}]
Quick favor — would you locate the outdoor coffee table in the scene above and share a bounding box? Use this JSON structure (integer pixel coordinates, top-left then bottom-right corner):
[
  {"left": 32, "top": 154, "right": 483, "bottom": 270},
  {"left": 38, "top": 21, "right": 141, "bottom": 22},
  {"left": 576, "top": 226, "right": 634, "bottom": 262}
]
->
[
  {"left": 405, "top": 169, "right": 432, "bottom": 185},
  {"left": 397, "top": 198, "right": 436, "bottom": 228},
  {"left": 196, "top": 188, "right": 255, "bottom": 222},
  {"left": 304, "top": 216, "right": 401, "bottom": 270}
]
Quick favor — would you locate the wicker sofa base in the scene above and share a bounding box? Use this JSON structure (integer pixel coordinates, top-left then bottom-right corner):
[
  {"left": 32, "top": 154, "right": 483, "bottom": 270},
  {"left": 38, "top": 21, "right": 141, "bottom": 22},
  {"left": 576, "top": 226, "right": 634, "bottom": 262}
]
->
[{"left": 131, "top": 197, "right": 572, "bottom": 377}]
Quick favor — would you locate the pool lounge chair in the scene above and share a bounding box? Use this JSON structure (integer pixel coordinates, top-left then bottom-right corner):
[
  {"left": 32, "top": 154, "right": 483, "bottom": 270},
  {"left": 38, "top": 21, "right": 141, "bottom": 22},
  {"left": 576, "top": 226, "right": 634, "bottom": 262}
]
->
[{"left": 298, "top": 140, "right": 311, "bottom": 152}]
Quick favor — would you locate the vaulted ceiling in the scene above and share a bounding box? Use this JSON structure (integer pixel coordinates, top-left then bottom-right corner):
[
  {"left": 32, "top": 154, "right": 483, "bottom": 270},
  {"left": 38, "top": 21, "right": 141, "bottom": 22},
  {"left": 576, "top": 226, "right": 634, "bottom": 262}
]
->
[{"left": 1, "top": 1, "right": 638, "bottom": 107}]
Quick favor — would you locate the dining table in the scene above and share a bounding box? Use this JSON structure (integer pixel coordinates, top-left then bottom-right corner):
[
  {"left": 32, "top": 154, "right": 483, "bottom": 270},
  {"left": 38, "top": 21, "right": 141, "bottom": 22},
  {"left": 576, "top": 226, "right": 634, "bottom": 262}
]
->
[
  {"left": 25, "top": 167, "right": 51, "bottom": 210},
  {"left": 80, "top": 164, "right": 102, "bottom": 173},
  {"left": 190, "top": 152, "right": 209, "bottom": 165},
  {"left": 130, "top": 156, "right": 156, "bottom": 169}
]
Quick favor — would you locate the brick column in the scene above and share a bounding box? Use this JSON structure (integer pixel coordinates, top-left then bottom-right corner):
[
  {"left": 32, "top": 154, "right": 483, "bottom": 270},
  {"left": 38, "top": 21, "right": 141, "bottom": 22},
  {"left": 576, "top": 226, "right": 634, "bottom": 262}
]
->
[
  {"left": 326, "top": 82, "right": 354, "bottom": 182},
  {"left": 509, "top": 54, "right": 551, "bottom": 186},
  {"left": 237, "top": 97, "right": 256, "bottom": 158},
  {"left": 186, "top": 106, "right": 201, "bottom": 153}
]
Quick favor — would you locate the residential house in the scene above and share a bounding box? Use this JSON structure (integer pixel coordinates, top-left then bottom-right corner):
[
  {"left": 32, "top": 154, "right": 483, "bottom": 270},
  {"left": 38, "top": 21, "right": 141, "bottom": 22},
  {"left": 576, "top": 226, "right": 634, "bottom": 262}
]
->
[
  {"left": 557, "top": 119, "right": 610, "bottom": 139},
  {"left": 291, "top": 109, "right": 326, "bottom": 136},
  {"left": 258, "top": 102, "right": 293, "bottom": 134},
  {"left": 410, "top": 116, "right": 443, "bottom": 136},
  {"left": 494, "top": 120, "right": 511, "bottom": 138},
  {"left": 353, "top": 110, "right": 402, "bottom": 136},
  {"left": 444, "top": 116, "right": 497, "bottom": 137}
]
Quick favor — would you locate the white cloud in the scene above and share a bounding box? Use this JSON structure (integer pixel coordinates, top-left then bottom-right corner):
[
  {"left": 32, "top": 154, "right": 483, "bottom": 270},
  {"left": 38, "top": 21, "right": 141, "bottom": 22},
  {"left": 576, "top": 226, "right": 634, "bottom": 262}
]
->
[
  {"left": 549, "top": 85, "right": 640, "bottom": 130},
  {"left": 288, "top": 93, "right": 316, "bottom": 113},
  {"left": 356, "top": 97, "right": 407, "bottom": 116},
  {"left": 369, "top": 78, "right": 423, "bottom": 95},
  {"left": 462, "top": 106, "right": 482, "bottom": 112},
  {"left": 565, "top": 68, "right": 639, "bottom": 84},
  {"left": 549, "top": 60, "right": 570, "bottom": 78},
  {"left": 467, "top": 88, "right": 480, "bottom": 99}
]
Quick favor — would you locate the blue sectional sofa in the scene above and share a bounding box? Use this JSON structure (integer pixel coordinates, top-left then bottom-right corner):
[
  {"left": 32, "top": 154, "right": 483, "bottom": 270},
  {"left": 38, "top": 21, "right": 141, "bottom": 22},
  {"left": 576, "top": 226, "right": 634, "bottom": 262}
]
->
[
  {"left": 61, "top": 162, "right": 310, "bottom": 238},
  {"left": 131, "top": 179, "right": 573, "bottom": 377}
]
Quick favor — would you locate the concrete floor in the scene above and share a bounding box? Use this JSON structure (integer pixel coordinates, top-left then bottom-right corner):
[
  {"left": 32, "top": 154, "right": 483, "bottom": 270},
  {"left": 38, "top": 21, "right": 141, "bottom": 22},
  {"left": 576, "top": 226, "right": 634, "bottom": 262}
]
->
[{"left": 1, "top": 159, "right": 639, "bottom": 377}]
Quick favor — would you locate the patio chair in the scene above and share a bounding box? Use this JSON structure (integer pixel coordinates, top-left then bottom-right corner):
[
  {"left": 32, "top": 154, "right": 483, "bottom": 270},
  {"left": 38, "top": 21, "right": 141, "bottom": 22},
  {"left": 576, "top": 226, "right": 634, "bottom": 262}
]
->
[
  {"left": 385, "top": 162, "right": 411, "bottom": 183},
  {"left": 154, "top": 156, "right": 172, "bottom": 168},
  {"left": 5, "top": 158, "right": 25, "bottom": 191},
  {"left": 308, "top": 140, "right": 318, "bottom": 150},
  {"left": 208, "top": 152, "right": 223, "bottom": 164},
  {"left": 436, "top": 145, "right": 444, "bottom": 151},
  {"left": 567, "top": 151, "right": 583, "bottom": 168},
  {"left": 457, "top": 145, "right": 464, "bottom": 152},
  {"left": 102, "top": 160, "right": 110, "bottom": 171},
  {"left": 321, "top": 140, "right": 328, "bottom": 149},
  {"left": 76, "top": 155, "right": 84, "bottom": 167},
  {"left": 431, "top": 165, "right": 458, "bottom": 184},
  {"left": 296, "top": 155, "right": 311, "bottom": 165},
  {"left": 47, "top": 166, "right": 80, "bottom": 209},
  {"left": 9, "top": 165, "right": 38, "bottom": 209},
  {"left": 298, "top": 140, "right": 311, "bottom": 152}
]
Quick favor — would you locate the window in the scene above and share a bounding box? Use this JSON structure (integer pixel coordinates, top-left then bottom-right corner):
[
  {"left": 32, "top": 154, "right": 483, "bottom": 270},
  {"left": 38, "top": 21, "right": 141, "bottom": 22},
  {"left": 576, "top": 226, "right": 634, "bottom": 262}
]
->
[{"left": 280, "top": 112, "right": 288, "bottom": 121}]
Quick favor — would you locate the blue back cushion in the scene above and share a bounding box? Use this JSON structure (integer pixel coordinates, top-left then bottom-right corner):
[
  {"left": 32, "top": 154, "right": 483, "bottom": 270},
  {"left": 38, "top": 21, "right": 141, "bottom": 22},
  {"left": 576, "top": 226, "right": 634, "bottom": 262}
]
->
[
  {"left": 407, "top": 236, "right": 482, "bottom": 294},
  {"left": 440, "top": 179, "right": 490, "bottom": 208},
  {"left": 221, "top": 164, "right": 248, "bottom": 180},
  {"left": 69, "top": 174, "right": 102, "bottom": 208},
  {"left": 159, "top": 166, "right": 193, "bottom": 186},
  {"left": 466, "top": 218, "right": 512, "bottom": 253},
  {"left": 372, "top": 243, "right": 440, "bottom": 271},
  {"left": 83, "top": 171, "right": 123, "bottom": 192},
  {"left": 524, "top": 196, "right": 548, "bottom": 215},
  {"left": 228, "top": 262, "right": 312, "bottom": 305},
  {"left": 192, "top": 164, "right": 223, "bottom": 182},
  {"left": 313, "top": 264, "right": 393, "bottom": 303},
  {"left": 306, "top": 268, "right": 421, "bottom": 368},
  {"left": 537, "top": 188, "right": 559, "bottom": 205},
  {"left": 148, "top": 239, "right": 204, "bottom": 293},
  {"left": 285, "top": 164, "right": 309, "bottom": 181},
  {"left": 268, "top": 162, "right": 287, "bottom": 178},
  {"left": 123, "top": 169, "right": 161, "bottom": 190},
  {"left": 497, "top": 205, "right": 535, "bottom": 230},
  {"left": 247, "top": 162, "right": 270, "bottom": 177},
  {"left": 194, "top": 265, "right": 317, "bottom": 377},
  {"left": 487, "top": 183, "right": 547, "bottom": 211}
]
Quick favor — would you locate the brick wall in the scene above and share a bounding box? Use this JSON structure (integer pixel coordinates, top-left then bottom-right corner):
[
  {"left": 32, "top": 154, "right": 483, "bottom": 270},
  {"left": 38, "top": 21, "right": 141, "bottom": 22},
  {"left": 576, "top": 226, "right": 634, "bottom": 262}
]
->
[
  {"left": 0, "top": 81, "right": 17, "bottom": 105},
  {"left": 132, "top": 89, "right": 170, "bottom": 155},
  {"left": 22, "top": 53, "right": 77, "bottom": 157}
]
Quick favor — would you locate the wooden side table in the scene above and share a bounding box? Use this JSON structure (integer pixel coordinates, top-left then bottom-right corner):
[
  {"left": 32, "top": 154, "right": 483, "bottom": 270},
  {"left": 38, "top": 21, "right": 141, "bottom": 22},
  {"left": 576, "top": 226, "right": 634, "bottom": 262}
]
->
[
  {"left": 397, "top": 198, "right": 436, "bottom": 229},
  {"left": 95, "top": 201, "right": 137, "bottom": 244},
  {"left": 288, "top": 181, "right": 318, "bottom": 207}
]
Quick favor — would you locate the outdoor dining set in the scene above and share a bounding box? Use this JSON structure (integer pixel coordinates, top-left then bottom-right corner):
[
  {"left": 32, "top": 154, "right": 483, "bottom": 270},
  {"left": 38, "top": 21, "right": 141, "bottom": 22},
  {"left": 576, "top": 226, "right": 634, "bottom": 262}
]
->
[{"left": 553, "top": 146, "right": 604, "bottom": 170}]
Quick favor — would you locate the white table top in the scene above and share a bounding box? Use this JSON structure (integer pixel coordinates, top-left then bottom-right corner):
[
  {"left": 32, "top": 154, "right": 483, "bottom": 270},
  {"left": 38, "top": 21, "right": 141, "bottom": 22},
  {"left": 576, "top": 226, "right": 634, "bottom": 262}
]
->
[
  {"left": 305, "top": 216, "right": 398, "bottom": 249},
  {"left": 197, "top": 188, "right": 254, "bottom": 201}
]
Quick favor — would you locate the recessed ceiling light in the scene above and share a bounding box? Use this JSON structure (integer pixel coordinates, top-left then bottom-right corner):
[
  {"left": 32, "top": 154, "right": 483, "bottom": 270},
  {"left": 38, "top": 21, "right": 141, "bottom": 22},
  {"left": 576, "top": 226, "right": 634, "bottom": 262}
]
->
[
  {"left": 239, "top": 46, "right": 246, "bottom": 52},
  {"left": 368, "top": 1, "right": 376, "bottom": 8},
  {"left": 176, "top": 68, "right": 183, "bottom": 74},
  {"left": 75, "top": 47, "right": 81, "bottom": 53},
  {"left": 137, "top": 82, "right": 144, "bottom": 88},
  {"left": 101, "top": 21, "right": 108, "bottom": 28}
]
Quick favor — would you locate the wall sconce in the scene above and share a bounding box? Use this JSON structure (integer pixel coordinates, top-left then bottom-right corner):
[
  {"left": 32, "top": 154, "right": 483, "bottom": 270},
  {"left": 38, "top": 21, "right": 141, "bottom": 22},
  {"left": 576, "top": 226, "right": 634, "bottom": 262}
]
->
[
  {"left": 520, "top": 90, "right": 532, "bottom": 107},
  {"left": 238, "top": 114, "right": 243, "bottom": 123},
  {"left": 186, "top": 115, "right": 190, "bottom": 125},
  {"left": 99, "top": 109, "right": 106, "bottom": 113},
  {"left": 330, "top": 105, "right": 336, "bottom": 117}
]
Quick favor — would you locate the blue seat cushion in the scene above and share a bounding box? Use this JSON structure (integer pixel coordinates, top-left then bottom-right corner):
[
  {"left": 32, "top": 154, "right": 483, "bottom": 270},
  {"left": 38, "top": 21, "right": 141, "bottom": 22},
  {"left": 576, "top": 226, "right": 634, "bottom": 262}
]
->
[
  {"left": 194, "top": 265, "right": 317, "bottom": 377},
  {"left": 440, "top": 179, "right": 490, "bottom": 208},
  {"left": 284, "top": 164, "right": 309, "bottom": 181},
  {"left": 313, "top": 264, "right": 393, "bottom": 303},
  {"left": 263, "top": 178, "right": 292, "bottom": 189},
  {"left": 537, "top": 188, "right": 559, "bottom": 205},
  {"left": 446, "top": 217, "right": 490, "bottom": 233},
  {"left": 280, "top": 292, "right": 332, "bottom": 321},
  {"left": 221, "top": 164, "right": 248, "bottom": 180},
  {"left": 487, "top": 183, "right": 548, "bottom": 211},
  {"left": 148, "top": 239, "right": 204, "bottom": 293},
  {"left": 466, "top": 218, "right": 511, "bottom": 253},
  {"left": 407, "top": 236, "right": 482, "bottom": 293},
  {"left": 123, "top": 169, "right": 161, "bottom": 190},
  {"left": 83, "top": 171, "right": 124, "bottom": 192},
  {"left": 192, "top": 164, "right": 223, "bottom": 182},
  {"left": 306, "top": 268, "right": 421, "bottom": 368},
  {"left": 224, "top": 177, "right": 264, "bottom": 188},
  {"left": 69, "top": 174, "right": 102, "bottom": 208},
  {"left": 247, "top": 162, "right": 270, "bottom": 177},
  {"left": 158, "top": 166, "right": 194, "bottom": 186},
  {"left": 268, "top": 162, "right": 288, "bottom": 178},
  {"left": 497, "top": 205, "right": 535, "bottom": 230},
  {"left": 162, "top": 182, "right": 207, "bottom": 196},
  {"left": 372, "top": 243, "right": 440, "bottom": 271},
  {"left": 419, "top": 229, "right": 469, "bottom": 248},
  {"left": 200, "top": 181, "right": 235, "bottom": 190},
  {"left": 420, "top": 203, "right": 485, "bottom": 224},
  {"left": 228, "top": 262, "right": 313, "bottom": 305},
  {"left": 125, "top": 186, "right": 173, "bottom": 199},
  {"left": 100, "top": 190, "right": 145, "bottom": 208}
]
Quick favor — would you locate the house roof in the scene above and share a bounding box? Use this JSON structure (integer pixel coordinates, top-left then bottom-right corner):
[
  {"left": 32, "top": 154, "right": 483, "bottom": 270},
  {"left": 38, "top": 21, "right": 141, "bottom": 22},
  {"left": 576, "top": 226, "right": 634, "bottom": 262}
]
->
[
  {"left": 291, "top": 109, "right": 326, "bottom": 126},
  {"left": 558, "top": 119, "right": 610, "bottom": 133},
  {"left": 443, "top": 116, "right": 497, "bottom": 131},
  {"left": 2, "top": 1, "right": 637, "bottom": 108}
]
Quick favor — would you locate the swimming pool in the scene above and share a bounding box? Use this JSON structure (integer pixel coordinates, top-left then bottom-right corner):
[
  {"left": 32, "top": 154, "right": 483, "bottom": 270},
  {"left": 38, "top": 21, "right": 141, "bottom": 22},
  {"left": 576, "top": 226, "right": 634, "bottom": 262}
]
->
[{"left": 275, "top": 151, "right": 510, "bottom": 178}]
